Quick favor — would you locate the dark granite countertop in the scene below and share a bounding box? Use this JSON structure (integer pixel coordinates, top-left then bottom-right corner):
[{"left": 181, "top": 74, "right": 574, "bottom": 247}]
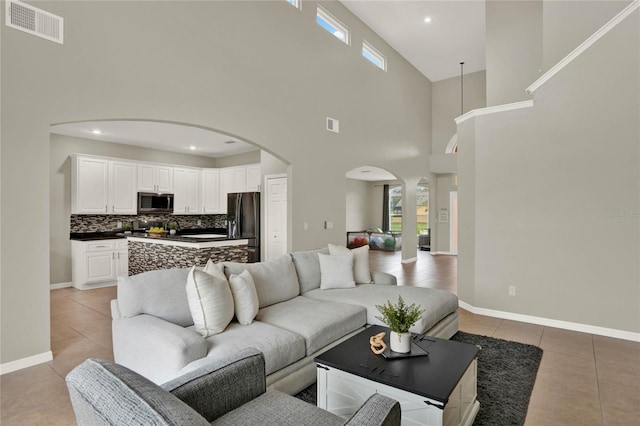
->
[{"left": 70, "top": 228, "right": 228, "bottom": 242}]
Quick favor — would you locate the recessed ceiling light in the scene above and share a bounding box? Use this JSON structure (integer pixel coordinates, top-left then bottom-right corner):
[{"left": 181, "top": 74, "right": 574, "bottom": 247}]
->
[
  {"left": 424, "top": 16, "right": 432, "bottom": 23},
  {"left": 91, "top": 129, "right": 102, "bottom": 135},
  {"left": 189, "top": 146, "right": 196, "bottom": 150},
  {"left": 224, "top": 140, "right": 237, "bottom": 144}
]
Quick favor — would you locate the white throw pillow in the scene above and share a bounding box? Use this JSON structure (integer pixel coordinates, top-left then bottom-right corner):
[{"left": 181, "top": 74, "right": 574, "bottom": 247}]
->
[
  {"left": 228, "top": 270, "right": 259, "bottom": 325},
  {"left": 185, "top": 266, "right": 234, "bottom": 337},
  {"left": 350, "top": 245, "right": 372, "bottom": 284},
  {"left": 329, "top": 243, "right": 372, "bottom": 284},
  {"left": 318, "top": 252, "right": 356, "bottom": 290},
  {"left": 203, "top": 259, "right": 227, "bottom": 282}
]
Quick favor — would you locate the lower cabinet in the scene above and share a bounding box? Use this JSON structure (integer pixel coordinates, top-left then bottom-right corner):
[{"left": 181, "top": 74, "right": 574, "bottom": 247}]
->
[{"left": 72, "top": 239, "right": 128, "bottom": 290}]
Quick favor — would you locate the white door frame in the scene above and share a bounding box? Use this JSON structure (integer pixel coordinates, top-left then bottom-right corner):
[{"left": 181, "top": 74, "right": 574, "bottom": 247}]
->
[{"left": 264, "top": 174, "right": 288, "bottom": 261}]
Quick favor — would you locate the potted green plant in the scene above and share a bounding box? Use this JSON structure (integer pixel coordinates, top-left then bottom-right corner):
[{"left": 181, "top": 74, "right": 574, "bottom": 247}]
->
[
  {"left": 122, "top": 222, "right": 133, "bottom": 234},
  {"left": 167, "top": 222, "right": 178, "bottom": 235},
  {"left": 375, "top": 296, "right": 424, "bottom": 353}
]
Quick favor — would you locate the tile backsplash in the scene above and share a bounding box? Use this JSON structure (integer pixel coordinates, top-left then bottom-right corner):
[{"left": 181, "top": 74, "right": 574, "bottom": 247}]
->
[{"left": 70, "top": 214, "right": 227, "bottom": 233}]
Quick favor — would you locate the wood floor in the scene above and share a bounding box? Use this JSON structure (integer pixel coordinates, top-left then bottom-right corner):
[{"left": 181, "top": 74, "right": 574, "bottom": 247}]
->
[{"left": 1, "top": 250, "right": 638, "bottom": 425}]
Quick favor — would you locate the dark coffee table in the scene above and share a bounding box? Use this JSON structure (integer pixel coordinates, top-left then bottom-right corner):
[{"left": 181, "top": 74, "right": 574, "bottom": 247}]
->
[{"left": 315, "top": 325, "right": 479, "bottom": 426}]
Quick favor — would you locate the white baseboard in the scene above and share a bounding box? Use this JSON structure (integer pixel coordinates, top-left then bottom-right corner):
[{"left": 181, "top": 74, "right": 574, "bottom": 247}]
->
[
  {"left": 0, "top": 351, "right": 53, "bottom": 375},
  {"left": 459, "top": 300, "right": 640, "bottom": 342},
  {"left": 401, "top": 257, "right": 417, "bottom": 264},
  {"left": 50, "top": 281, "right": 72, "bottom": 290},
  {"left": 430, "top": 251, "right": 457, "bottom": 256}
]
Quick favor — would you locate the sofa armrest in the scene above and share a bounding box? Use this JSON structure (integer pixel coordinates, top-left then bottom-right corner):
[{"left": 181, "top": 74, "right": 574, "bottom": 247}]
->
[
  {"left": 161, "top": 348, "right": 266, "bottom": 422},
  {"left": 112, "top": 314, "right": 207, "bottom": 384},
  {"left": 110, "top": 299, "right": 121, "bottom": 319},
  {"left": 372, "top": 271, "right": 397, "bottom": 286},
  {"left": 344, "top": 394, "right": 401, "bottom": 426}
]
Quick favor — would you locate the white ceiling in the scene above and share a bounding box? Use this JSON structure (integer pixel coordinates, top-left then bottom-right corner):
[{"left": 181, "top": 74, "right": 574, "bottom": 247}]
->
[
  {"left": 346, "top": 166, "right": 397, "bottom": 181},
  {"left": 50, "top": 121, "right": 258, "bottom": 158},
  {"left": 341, "top": 0, "right": 486, "bottom": 82}
]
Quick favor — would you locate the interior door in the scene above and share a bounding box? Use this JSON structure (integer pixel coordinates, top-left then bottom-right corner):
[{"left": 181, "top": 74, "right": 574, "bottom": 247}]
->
[{"left": 265, "top": 175, "right": 287, "bottom": 261}]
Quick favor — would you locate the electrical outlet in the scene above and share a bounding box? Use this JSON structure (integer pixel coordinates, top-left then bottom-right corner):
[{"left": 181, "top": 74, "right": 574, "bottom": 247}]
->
[
  {"left": 116, "top": 221, "right": 122, "bottom": 228},
  {"left": 303, "top": 222, "right": 308, "bottom": 230},
  {"left": 326, "top": 221, "right": 334, "bottom": 230},
  {"left": 508, "top": 286, "right": 516, "bottom": 296},
  {"left": 197, "top": 220, "right": 202, "bottom": 226}
]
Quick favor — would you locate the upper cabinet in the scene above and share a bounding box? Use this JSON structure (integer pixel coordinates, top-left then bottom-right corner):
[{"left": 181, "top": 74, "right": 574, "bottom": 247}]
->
[
  {"left": 138, "top": 163, "right": 173, "bottom": 193},
  {"left": 71, "top": 154, "right": 260, "bottom": 216},
  {"left": 202, "top": 169, "right": 222, "bottom": 214},
  {"left": 218, "top": 164, "right": 259, "bottom": 212},
  {"left": 71, "top": 155, "right": 137, "bottom": 215},
  {"left": 246, "top": 164, "right": 261, "bottom": 192},
  {"left": 174, "top": 167, "right": 201, "bottom": 214}
]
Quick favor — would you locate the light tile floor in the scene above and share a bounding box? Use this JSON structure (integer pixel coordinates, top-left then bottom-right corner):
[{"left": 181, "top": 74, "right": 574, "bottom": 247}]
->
[{"left": 1, "top": 251, "right": 638, "bottom": 425}]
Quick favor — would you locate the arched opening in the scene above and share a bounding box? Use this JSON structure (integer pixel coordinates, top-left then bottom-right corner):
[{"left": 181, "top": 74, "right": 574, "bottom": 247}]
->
[
  {"left": 49, "top": 119, "right": 291, "bottom": 287},
  {"left": 445, "top": 134, "right": 459, "bottom": 153}
]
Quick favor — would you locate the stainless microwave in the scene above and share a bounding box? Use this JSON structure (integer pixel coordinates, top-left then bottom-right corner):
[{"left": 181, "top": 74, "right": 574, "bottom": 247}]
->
[{"left": 137, "top": 192, "right": 174, "bottom": 214}]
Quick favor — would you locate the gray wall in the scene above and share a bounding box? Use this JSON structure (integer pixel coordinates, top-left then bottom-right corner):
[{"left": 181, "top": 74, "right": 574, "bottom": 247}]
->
[
  {"left": 543, "top": 0, "right": 631, "bottom": 70},
  {"left": 50, "top": 133, "right": 220, "bottom": 285},
  {"left": 430, "top": 71, "right": 485, "bottom": 253},
  {"left": 2, "top": 1, "right": 432, "bottom": 364},
  {"left": 485, "top": 0, "right": 542, "bottom": 106},
  {"left": 216, "top": 150, "right": 261, "bottom": 168},
  {"left": 458, "top": 8, "right": 639, "bottom": 332},
  {"left": 346, "top": 179, "right": 373, "bottom": 232},
  {"left": 431, "top": 70, "right": 486, "bottom": 154}
]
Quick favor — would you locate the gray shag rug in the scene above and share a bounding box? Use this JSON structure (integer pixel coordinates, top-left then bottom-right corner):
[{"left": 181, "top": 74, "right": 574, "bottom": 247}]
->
[{"left": 295, "top": 331, "right": 543, "bottom": 426}]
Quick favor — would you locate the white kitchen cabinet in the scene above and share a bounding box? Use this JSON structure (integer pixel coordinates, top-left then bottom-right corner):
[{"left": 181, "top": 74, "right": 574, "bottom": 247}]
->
[
  {"left": 219, "top": 164, "right": 260, "bottom": 212},
  {"left": 71, "top": 155, "right": 137, "bottom": 215},
  {"left": 246, "top": 164, "right": 261, "bottom": 191},
  {"left": 202, "top": 169, "right": 222, "bottom": 214},
  {"left": 110, "top": 161, "right": 138, "bottom": 214},
  {"left": 138, "top": 163, "right": 174, "bottom": 193},
  {"left": 71, "top": 239, "right": 128, "bottom": 290},
  {"left": 174, "top": 167, "right": 201, "bottom": 214}
]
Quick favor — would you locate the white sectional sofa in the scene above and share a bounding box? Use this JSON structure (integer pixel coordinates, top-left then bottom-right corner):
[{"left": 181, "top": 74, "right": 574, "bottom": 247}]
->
[{"left": 111, "top": 247, "right": 459, "bottom": 394}]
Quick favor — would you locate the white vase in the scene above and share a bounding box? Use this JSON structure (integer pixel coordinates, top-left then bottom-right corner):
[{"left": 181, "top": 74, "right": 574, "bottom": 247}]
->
[
  {"left": 170, "top": 229, "right": 176, "bottom": 235},
  {"left": 389, "top": 331, "right": 411, "bottom": 353}
]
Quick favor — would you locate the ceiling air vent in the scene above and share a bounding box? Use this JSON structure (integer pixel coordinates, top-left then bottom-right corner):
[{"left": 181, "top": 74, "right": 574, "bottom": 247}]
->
[
  {"left": 326, "top": 117, "right": 339, "bottom": 134},
  {"left": 5, "top": 0, "right": 63, "bottom": 44}
]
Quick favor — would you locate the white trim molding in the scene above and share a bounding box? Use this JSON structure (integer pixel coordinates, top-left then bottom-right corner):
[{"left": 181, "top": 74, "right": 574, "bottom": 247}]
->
[
  {"left": 455, "top": 100, "right": 535, "bottom": 125},
  {"left": 459, "top": 300, "right": 640, "bottom": 342},
  {"left": 527, "top": 0, "right": 639, "bottom": 94},
  {"left": 50, "top": 281, "right": 72, "bottom": 290},
  {"left": 0, "top": 351, "right": 53, "bottom": 375},
  {"left": 401, "top": 257, "right": 417, "bottom": 264},
  {"left": 430, "top": 251, "right": 457, "bottom": 256}
]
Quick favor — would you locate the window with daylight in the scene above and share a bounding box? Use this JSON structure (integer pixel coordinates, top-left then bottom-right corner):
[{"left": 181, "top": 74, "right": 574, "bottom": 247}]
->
[
  {"left": 362, "top": 40, "right": 386, "bottom": 71},
  {"left": 286, "top": 0, "right": 301, "bottom": 9},
  {"left": 316, "top": 6, "right": 350, "bottom": 44},
  {"left": 387, "top": 185, "right": 429, "bottom": 233}
]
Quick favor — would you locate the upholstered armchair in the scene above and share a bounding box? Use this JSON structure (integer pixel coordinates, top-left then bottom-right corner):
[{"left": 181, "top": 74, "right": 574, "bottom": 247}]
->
[{"left": 66, "top": 348, "right": 401, "bottom": 426}]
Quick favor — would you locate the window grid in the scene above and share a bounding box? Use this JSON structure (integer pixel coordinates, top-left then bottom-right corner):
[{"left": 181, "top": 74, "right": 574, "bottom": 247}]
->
[{"left": 316, "top": 6, "right": 350, "bottom": 45}]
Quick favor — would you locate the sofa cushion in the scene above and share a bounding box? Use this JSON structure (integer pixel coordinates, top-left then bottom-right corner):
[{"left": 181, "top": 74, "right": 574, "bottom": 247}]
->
[
  {"left": 212, "top": 390, "right": 342, "bottom": 426},
  {"left": 223, "top": 255, "right": 300, "bottom": 308},
  {"left": 179, "top": 321, "right": 306, "bottom": 377},
  {"left": 228, "top": 270, "right": 259, "bottom": 325},
  {"left": 290, "top": 247, "right": 329, "bottom": 294},
  {"left": 256, "top": 296, "right": 366, "bottom": 355},
  {"left": 303, "top": 285, "right": 459, "bottom": 334},
  {"left": 318, "top": 252, "right": 356, "bottom": 290},
  {"left": 117, "top": 268, "right": 193, "bottom": 327},
  {"left": 186, "top": 267, "right": 234, "bottom": 337}
]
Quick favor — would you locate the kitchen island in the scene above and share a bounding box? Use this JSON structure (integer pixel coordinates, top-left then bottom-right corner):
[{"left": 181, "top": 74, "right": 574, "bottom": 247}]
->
[{"left": 127, "top": 233, "right": 248, "bottom": 275}]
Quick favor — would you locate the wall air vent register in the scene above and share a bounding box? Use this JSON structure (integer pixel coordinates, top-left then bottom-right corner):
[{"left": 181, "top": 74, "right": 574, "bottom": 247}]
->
[{"left": 5, "top": 0, "right": 63, "bottom": 44}]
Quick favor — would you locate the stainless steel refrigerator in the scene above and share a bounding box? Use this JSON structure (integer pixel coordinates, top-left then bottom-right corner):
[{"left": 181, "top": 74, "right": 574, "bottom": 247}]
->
[{"left": 227, "top": 192, "right": 260, "bottom": 263}]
